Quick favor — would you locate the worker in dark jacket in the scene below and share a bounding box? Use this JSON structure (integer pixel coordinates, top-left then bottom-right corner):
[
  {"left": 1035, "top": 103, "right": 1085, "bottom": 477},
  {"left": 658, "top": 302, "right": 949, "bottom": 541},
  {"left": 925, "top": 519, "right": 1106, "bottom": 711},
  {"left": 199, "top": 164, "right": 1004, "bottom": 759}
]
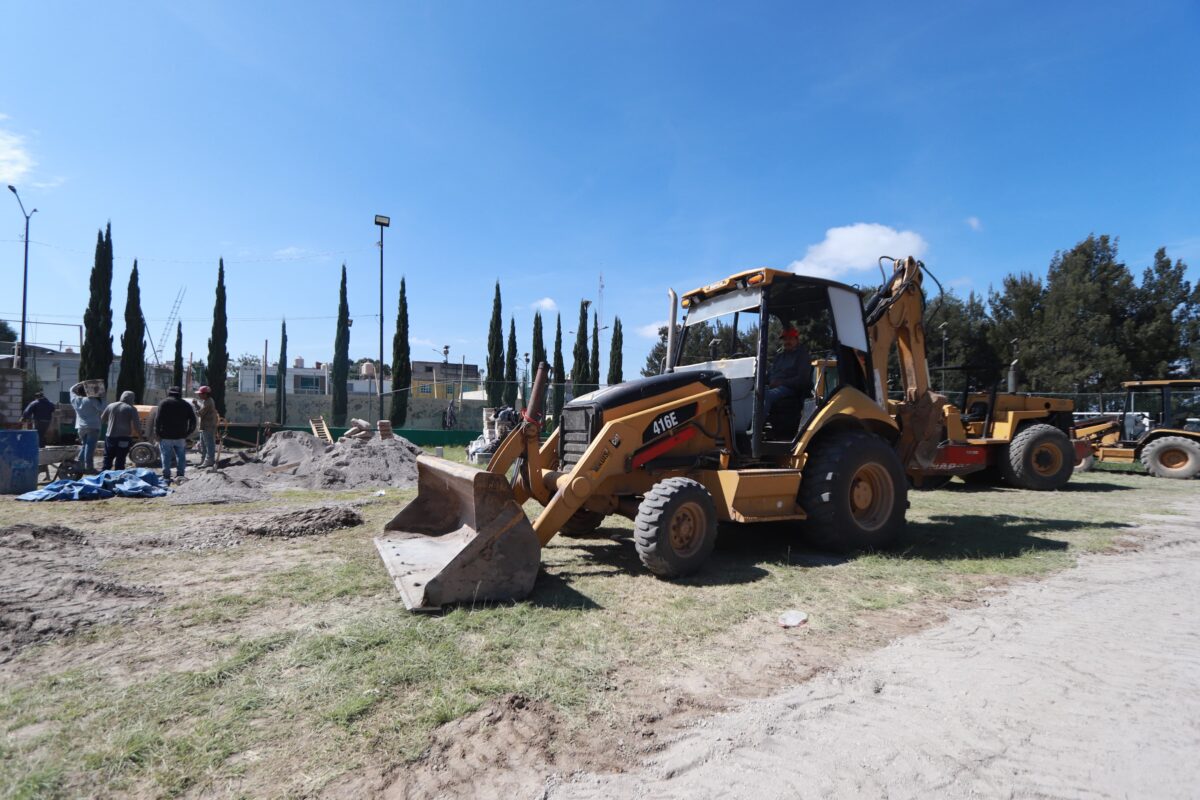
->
[
  {"left": 155, "top": 387, "right": 197, "bottom": 484},
  {"left": 763, "top": 327, "right": 813, "bottom": 418},
  {"left": 21, "top": 392, "right": 56, "bottom": 445}
]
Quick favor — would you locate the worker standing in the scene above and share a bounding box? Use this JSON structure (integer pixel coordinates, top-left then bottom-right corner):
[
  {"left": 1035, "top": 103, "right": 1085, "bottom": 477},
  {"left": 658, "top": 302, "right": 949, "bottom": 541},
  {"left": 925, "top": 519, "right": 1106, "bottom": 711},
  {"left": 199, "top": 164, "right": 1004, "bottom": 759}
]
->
[
  {"left": 196, "top": 385, "right": 218, "bottom": 468},
  {"left": 21, "top": 391, "right": 56, "bottom": 445},
  {"left": 155, "top": 387, "right": 197, "bottom": 484},
  {"left": 100, "top": 390, "right": 142, "bottom": 471},
  {"left": 69, "top": 381, "right": 104, "bottom": 473}
]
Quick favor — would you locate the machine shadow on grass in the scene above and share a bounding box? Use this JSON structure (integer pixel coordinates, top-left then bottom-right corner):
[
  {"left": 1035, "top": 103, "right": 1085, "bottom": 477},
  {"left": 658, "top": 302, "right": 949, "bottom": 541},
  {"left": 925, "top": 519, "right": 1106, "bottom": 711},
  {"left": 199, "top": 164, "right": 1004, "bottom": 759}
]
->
[
  {"left": 894, "top": 514, "right": 1133, "bottom": 560},
  {"left": 944, "top": 480, "right": 1136, "bottom": 494}
]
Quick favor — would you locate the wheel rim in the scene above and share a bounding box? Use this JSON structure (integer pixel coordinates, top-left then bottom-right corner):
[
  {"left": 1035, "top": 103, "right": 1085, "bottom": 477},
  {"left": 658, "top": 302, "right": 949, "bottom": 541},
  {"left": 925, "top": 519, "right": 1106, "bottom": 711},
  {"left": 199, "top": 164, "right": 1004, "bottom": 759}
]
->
[
  {"left": 1160, "top": 448, "right": 1188, "bottom": 470},
  {"left": 1031, "top": 442, "right": 1064, "bottom": 476},
  {"left": 668, "top": 501, "right": 707, "bottom": 557},
  {"left": 849, "top": 463, "right": 893, "bottom": 532}
]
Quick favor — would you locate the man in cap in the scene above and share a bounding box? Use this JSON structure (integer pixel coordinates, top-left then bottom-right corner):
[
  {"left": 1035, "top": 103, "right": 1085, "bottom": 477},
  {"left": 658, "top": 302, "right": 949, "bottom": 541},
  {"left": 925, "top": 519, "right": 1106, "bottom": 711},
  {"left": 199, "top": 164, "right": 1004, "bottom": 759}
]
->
[
  {"left": 763, "top": 326, "right": 813, "bottom": 420},
  {"left": 195, "top": 385, "right": 219, "bottom": 468},
  {"left": 155, "top": 387, "right": 197, "bottom": 484}
]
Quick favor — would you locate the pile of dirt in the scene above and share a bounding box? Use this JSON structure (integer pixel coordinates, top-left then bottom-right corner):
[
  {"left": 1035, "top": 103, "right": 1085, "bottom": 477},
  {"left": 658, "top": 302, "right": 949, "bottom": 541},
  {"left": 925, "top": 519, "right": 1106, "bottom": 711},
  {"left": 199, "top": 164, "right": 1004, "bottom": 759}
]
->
[
  {"left": 239, "top": 505, "right": 363, "bottom": 539},
  {"left": 228, "top": 431, "right": 421, "bottom": 491},
  {"left": 0, "top": 524, "right": 160, "bottom": 662},
  {"left": 167, "top": 471, "right": 270, "bottom": 505}
]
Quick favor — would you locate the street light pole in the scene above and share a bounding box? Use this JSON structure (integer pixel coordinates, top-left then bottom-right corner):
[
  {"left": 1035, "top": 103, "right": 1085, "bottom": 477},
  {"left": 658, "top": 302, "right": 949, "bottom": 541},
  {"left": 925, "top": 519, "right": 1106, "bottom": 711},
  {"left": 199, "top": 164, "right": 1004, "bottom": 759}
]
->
[
  {"left": 7, "top": 186, "right": 37, "bottom": 371},
  {"left": 375, "top": 214, "right": 390, "bottom": 424}
]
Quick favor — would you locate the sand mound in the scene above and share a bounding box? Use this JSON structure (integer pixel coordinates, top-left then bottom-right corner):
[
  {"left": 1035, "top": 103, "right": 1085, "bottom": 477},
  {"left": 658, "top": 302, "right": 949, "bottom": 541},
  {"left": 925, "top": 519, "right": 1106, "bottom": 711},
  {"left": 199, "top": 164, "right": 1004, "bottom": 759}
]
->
[
  {"left": 0, "top": 525, "right": 160, "bottom": 662},
  {"left": 233, "top": 431, "right": 421, "bottom": 491},
  {"left": 168, "top": 471, "right": 270, "bottom": 505},
  {"left": 258, "top": 429, "right": 333, "bottom": 467}
]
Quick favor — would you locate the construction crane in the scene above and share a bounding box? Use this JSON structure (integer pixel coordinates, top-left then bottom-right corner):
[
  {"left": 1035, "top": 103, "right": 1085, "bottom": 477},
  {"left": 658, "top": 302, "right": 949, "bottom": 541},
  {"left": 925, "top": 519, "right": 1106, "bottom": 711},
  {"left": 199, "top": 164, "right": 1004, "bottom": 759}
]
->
[{"left": 156, "top": 288, "right": 186, "bottom": 365}]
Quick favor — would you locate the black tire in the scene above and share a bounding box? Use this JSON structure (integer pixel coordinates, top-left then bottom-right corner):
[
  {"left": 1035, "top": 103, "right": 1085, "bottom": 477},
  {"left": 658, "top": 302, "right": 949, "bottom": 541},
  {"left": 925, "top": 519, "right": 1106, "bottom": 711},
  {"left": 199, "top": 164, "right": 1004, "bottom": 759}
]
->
[
  {"left": 559, "top": 509, "right": 607, "bottom": 537},
  {"left": 1140, "top": 436, "right": 1200, "bottom": 479},
  {"left": 1000, "top": 423, "right": 1074, "bottom": 490},
  {"left": 633, "top": 478, "right": 718, "bottom": 577},
  {"left": 799, "top": 430, "right": 907, "bottom": 553},
  {"left": 128, "top": 441, "right": 159, "bottom": 467}
]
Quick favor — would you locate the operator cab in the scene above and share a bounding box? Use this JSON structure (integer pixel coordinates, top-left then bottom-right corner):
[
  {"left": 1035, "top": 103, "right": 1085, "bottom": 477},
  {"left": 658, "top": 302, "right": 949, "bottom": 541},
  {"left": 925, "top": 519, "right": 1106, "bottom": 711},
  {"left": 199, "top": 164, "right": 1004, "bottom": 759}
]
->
[
  {"left": 1120, "top": 380, "right": 1200, "bottom": 442},
  {"left": 669, "top": 270, "right": 875, "bottom": 457}
]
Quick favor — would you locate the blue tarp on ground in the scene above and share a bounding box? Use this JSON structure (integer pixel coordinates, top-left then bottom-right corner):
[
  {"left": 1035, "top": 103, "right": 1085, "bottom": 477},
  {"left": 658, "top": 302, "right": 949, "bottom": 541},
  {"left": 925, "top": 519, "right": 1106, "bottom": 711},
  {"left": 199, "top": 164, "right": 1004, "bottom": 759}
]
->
[{"left": 17, "top": 469, "right": 169, "bottom": 501}]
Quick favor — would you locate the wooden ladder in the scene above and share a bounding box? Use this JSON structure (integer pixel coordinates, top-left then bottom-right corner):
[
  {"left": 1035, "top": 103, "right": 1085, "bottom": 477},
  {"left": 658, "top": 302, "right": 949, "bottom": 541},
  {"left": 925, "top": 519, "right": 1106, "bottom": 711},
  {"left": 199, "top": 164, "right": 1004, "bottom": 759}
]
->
[{"left": 309, "top": 416, "right": 334, "bottom": 444}]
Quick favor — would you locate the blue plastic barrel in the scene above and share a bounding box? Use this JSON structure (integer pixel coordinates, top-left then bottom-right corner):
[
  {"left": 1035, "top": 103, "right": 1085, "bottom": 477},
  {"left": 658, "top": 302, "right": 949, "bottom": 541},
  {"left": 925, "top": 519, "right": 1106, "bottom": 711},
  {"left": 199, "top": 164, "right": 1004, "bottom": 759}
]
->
[{"left": 0, "top": 430, "right": 40, "bottom": 494}]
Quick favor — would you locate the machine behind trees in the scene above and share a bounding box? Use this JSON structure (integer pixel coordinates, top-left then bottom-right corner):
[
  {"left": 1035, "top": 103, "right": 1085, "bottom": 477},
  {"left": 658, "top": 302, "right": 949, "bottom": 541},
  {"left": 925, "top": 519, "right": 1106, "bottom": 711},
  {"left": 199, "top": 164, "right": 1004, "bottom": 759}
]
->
[{"left": 1073, "top": 380, "right": 1200, "bottom": 479}]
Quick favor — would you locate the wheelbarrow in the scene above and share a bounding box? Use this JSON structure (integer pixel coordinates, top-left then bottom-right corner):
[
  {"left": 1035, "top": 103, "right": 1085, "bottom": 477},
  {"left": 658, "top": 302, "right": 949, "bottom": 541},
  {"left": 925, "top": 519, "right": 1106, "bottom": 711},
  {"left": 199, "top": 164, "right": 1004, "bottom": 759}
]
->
[{"left": 38, "top": 445, "right": 85, "bottom": 481}]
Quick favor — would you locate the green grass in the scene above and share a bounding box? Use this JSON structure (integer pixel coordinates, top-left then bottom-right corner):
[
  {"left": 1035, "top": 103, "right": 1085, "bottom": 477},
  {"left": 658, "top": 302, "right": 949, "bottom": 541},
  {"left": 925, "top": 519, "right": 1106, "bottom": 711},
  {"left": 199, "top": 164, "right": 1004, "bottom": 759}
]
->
[{"left": 0, "top": 468, "right": 1192, "bottom": 797}]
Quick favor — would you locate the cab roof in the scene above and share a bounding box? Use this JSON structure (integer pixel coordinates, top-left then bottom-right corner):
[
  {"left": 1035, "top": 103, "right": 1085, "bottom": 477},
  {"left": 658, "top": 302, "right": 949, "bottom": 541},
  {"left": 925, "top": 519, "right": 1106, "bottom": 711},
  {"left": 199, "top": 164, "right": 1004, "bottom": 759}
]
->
[{"left": 680, "top": 267, "right": 856, "bottom": 304}]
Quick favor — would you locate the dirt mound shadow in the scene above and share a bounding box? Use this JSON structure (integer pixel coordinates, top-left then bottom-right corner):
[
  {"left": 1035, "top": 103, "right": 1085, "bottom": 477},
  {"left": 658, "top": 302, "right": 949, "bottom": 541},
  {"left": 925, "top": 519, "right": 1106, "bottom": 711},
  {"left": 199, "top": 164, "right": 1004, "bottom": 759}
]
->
[
  {"left": 240, "top": 505, "right": 364, "bottom": 539},
  {"left": 0, "top": 524, "right": 161, "bottom": 662}
]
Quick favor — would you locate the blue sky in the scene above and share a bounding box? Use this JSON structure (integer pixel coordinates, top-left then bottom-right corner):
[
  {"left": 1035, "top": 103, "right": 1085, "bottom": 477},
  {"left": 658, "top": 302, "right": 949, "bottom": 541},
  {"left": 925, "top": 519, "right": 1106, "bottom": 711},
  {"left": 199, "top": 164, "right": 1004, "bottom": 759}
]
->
[{"left": 3, "top": 1, "right": 1198, "bottom": 379}]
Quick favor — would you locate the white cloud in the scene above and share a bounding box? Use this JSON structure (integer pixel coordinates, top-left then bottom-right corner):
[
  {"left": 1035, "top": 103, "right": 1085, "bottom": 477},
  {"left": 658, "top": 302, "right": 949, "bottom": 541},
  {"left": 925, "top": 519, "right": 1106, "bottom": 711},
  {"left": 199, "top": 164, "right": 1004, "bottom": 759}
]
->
[
  {"left": 637, "top": 321, "right": 667, "bottom": 339},
  {"left": 30, "top": 176, "right": 65, "bottom": 190},
  {"left": 965, "top": 216, "right": 982, "bottom": 232},
  {"left": 788, "top": 223, "right": 928, "bottom": 279},
  {"left": 530, "top": 297, "right": 557, "bottom": 312},
  {"left": 0, "top": 126, "right": 36, "bottom": 185},
  {"left": 272, "top": 246, "right": 309, "bottom": 260}
]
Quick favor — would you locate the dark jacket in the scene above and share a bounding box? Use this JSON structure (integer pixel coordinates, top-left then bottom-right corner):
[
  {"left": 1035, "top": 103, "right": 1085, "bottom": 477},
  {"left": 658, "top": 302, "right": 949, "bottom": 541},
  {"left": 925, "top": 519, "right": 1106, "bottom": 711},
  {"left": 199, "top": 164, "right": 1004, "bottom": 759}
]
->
[
  {"left": 155, "top": 396, "right": 198, "bottom": 440},
  {"left": 22, "top": 397, "right": 55, "bottom": 422},
  {"left": 768, "top": 344, "right": 814, "bottom": 395}
]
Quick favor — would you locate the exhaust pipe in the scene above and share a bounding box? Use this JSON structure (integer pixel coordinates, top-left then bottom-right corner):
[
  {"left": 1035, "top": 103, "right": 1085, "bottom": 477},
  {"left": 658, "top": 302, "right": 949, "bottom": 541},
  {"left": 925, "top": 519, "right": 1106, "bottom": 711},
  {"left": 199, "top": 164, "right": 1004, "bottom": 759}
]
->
[{"left": 665, "top": 289, "right": 678, "bottom": 373}]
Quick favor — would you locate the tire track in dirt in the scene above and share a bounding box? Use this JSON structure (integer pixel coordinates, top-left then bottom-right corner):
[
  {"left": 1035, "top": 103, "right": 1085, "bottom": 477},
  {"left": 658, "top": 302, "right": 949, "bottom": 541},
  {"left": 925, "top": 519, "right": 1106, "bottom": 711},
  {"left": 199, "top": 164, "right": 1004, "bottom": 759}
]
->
[{"left": 550, "top": 500, "right": 1200, "bottom": 799}]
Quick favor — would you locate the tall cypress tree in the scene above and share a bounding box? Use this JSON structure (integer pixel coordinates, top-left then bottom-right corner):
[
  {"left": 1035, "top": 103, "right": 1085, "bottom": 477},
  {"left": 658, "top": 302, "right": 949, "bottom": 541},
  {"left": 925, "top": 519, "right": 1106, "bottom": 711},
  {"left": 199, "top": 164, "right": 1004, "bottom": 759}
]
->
[
  {"left": 607, "top": 317, "right": 623, "bottom": 386},
  {"left": 116, "top": 260, "right": 146, "bottom": 400},
  {"left": 590, "top": 311, "right": 601, "bottom": 390},
  {"left": 571, "top": 300, "right": 590, "bottom": 399},
  {"left": 390, "top": 277, "right": 411, "bottom": 427},
  {"left": 552, "top": 314, "right": 565, "bottom": 428},
  {"left": 277, "top": 320, "right": 288, "bottom": 425},
  {"left": 504, "top": 317, "right": 519, "bottom": 408},
  {"left": 531, "top": 311, "right": 547, "bottom": 380},
  {"left": 485, "top": 282, "right": 504, "bottom": 406},
  {"left": 80, "top": 223, "right": 115, "bottom": 386},
  {"left": 331, "top": 264, "right": 350, "bottom": 425},
  {"left": 172, "top": 322, "right": 184, "bottom": 388},
  {"left": 207, "top": 259, "right": 229, "bottom": 416}
]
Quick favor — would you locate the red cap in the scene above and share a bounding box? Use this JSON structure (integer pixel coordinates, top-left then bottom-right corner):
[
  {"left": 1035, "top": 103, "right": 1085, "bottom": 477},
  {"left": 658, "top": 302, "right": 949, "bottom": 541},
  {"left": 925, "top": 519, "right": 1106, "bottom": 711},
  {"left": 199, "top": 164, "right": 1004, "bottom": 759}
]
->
[
  {"left": 781, "top": 328, "right": 799, "bottom": 340},
  {"left": 196, "top": 385, "right": 211, "bottom": 395}
]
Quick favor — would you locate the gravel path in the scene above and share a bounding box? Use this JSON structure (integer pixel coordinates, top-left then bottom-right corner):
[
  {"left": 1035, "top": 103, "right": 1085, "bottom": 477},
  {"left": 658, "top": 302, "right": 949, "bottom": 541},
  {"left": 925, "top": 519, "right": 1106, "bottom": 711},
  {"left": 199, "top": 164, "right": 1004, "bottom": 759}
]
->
[{"left": 552, "top": 498, "right": 1200, "bottom": 799}]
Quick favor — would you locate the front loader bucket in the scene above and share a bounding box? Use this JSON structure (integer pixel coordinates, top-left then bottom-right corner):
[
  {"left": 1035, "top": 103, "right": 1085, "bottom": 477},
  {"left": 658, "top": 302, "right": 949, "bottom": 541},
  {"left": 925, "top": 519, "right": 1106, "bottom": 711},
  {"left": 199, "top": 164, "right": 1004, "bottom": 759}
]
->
[{"left": 374, "top": 455, "right": 541, "bottom": 610}]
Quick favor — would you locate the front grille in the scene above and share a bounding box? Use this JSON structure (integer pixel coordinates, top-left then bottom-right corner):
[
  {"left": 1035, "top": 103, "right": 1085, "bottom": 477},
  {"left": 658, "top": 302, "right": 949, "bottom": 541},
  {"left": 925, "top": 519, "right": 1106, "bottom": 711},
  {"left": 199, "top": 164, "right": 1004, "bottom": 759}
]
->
[{"left": 559, "top": 406, "right": 600, "bottom": 469}]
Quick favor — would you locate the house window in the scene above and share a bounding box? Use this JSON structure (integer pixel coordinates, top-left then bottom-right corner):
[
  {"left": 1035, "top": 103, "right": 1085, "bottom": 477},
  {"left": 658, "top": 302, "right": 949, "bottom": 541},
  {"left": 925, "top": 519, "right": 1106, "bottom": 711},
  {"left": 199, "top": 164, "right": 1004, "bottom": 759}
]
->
[
  {"left": 419, "top": 384, "right": 432, "bottom": 394},
  {"left": 446, "top": 385, "right": 455, "bottom": 396}
]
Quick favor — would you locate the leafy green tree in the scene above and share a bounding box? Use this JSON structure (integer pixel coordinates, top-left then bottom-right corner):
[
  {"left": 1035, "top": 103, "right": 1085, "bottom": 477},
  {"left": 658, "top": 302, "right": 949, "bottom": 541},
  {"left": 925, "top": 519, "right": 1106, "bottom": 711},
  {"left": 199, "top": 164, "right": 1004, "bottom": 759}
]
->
[
  {"left": 115, "top": 260, "right": 146, "bottom": 400},
  {"left": 571, "top": 300, "right": 590, "bottom": 398},
  {"left": 0, "top": 319, "right": 15, "bottom": 342},
  {"left": 986, "top": 272, "right": 1045, "bottom": 389},
  {"left": 207, "top": 259, "right": 230, "bottom": 416},
  {"left": 552, "top": 314, "right": 565, "bottom": 427},
  {"left": 390, "top": 277, "right": 411, "bottom": 427},
  {"left": 1035, "top": 235, "right": 1135, "bottom": 392},
  {"left": 191, "top": 358, "right": 207, "bottom": 386},
  {"left": 607, "top": 317, "right": 623, "bottom": 385},
  {"left": 504, "top": 317, "right": 518, "bottom": 408},
  {"left": 590, "top": 312, "right": 601, "bottom": 390},
  {"left": 331, "top": 264, "right": 350, "bottom": 426},
  {"left": 485, "top": 282, "right": 505, "bottom": 406},
  {"left": 1128, "top": 248, "right": 1192, "bottom": 379},
  {"left": 80, "top": 223, "right": 114, "bottom": 386},
  {"left": 277, "top": 321, "right": 288, "bottom": 425},
  {"left": 172, "top": 322, "right": 184, "bottom": 388}
]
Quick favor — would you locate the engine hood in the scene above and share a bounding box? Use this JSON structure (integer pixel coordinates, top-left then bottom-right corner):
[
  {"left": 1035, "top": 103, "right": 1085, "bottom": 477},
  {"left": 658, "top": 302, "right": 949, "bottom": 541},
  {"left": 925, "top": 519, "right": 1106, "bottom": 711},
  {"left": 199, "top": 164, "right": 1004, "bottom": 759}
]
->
[{"left": 565, "top": 370, "right": 727, "bottom": 414}]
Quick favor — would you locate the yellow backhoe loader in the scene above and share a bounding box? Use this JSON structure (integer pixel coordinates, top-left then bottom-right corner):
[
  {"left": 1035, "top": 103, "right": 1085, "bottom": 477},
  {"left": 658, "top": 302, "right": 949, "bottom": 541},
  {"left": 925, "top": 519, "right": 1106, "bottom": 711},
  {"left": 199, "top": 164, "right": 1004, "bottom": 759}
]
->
[
  {"left": 1073, "top": 380, "right": 1200, "bottom": 479},
  {"left": 865, "top": 256, "right": 1087, "bottom": 490},
  {"left": 376, "top": 269, "right": 909, "bottom": 609}
]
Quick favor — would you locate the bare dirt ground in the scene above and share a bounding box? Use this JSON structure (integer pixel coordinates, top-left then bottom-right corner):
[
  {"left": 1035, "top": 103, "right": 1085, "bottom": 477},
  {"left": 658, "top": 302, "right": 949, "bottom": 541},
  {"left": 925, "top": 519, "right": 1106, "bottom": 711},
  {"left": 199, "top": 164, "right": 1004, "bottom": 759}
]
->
[{"left": 548, "top": 495, "right": 1200, "bottom": 800}]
